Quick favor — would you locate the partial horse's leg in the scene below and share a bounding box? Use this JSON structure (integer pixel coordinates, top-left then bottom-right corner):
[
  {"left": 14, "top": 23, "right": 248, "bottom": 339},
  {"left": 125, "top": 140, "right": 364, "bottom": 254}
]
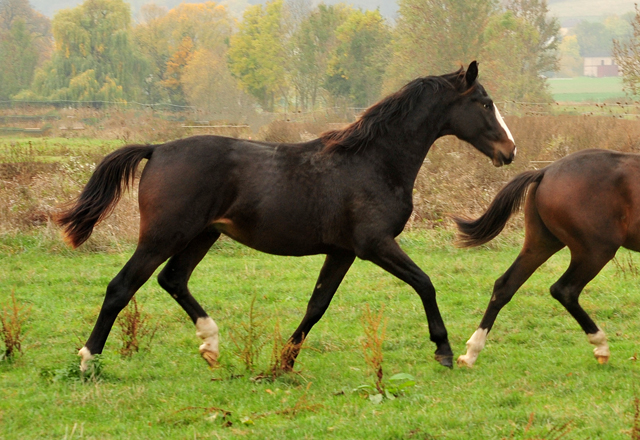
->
[
  {"left": 79, "top": 245, "right": 170, "bottom": 370},
  {"left": 358, "top": 238, "right": 453, "bottom": 368},
  {"left": 457, "top": 184, "right": 564, "bottom": 367},
  {"left": 549, "top": 249, "right": 616, "bottom": 364},
  {"left": 457, "top": 241, "right": 561, "bottom": 367},
  {"left": 282, "top": 250, "right": 356, "bottom": 371},
  {"left": 157, "top": 226, "right": 222, "bottom": 366}
]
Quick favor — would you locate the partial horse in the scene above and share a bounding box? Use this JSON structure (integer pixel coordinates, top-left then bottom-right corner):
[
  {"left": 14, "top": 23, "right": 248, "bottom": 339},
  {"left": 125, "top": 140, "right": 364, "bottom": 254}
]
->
[
  {"left": 455, "top": 149, "right": 640, "bottom": 367},
  {"left": 57, "top": 61, "right": 516, "bottom": 372}
]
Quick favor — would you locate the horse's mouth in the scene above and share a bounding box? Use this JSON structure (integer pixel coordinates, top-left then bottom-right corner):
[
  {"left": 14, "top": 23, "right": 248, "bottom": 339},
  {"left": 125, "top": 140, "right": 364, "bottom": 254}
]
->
[{"left": 492, "top": 149, "right": 515, "bottom": 167}]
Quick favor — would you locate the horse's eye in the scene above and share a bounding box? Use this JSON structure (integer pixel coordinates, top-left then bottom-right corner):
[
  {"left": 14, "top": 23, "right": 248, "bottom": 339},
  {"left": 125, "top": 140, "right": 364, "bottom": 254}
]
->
[{"left": 484, "top": 103, "right": 493, "bottom": 110}]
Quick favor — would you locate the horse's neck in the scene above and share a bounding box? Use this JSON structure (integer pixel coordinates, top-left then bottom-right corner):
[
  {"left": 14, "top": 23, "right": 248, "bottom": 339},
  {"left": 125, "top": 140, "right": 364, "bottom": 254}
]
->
[{"left": 368, "top": 114, "right": 443, "bottom": 191}]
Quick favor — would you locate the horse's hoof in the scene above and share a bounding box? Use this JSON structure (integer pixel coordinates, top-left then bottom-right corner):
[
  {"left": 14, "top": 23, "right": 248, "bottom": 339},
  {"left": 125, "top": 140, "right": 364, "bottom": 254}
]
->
[
  {"left": 435, "top": 354, "right": 454, "bottom": 369},
  {"left": 200, "top": 350, "right": 219, "bottom": 368},
  {"left": 456, "top": 355, "right": 474, "bottom": 368},
  {"left": 595, "top": 354, "right": 610, "bottom": 365},
  {"left": 78, "top": 346, "right": 94, "bottom": 372}
]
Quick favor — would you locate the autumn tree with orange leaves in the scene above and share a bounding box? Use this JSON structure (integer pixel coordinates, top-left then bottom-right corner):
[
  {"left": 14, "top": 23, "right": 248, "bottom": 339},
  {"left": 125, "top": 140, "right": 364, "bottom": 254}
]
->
[{"left": 134, "top": 1, "right": 234, "bottom": 107}]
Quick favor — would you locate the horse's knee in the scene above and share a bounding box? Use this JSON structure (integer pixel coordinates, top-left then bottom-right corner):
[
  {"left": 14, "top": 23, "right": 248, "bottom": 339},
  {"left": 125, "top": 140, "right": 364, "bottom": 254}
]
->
[
  {"left": 157, "top": 266, "right": 185, "bottom": 296},
  {"left": 430, "top": 327, "right": 448, "bottom": 345},
  {"left": 418, "top": 275, "right": 435, "bottom": 294},
  {"left": 103, "top": 277, "right": 133, "bottom": 311},
  {"left": 489, "top": 277, "right": 512, "bottom": 308},
  {"left": 550, "top": 282, "right": 574, "bottom": 306}
]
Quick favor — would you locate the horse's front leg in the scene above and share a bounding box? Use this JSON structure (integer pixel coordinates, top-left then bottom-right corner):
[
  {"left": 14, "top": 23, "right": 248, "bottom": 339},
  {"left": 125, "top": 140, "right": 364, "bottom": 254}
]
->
[
  {"left": 358, "top": 237, "right": 453, "bottom": 368},
  {"left": 283, "top": 250, "right": 356, "bottom": 371}
]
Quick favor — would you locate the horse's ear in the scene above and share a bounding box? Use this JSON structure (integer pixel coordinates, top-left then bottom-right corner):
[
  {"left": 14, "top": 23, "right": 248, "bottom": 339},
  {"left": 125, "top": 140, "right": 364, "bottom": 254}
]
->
[{"left": 465, "top": 61, "right": 478, "bottom": 87}]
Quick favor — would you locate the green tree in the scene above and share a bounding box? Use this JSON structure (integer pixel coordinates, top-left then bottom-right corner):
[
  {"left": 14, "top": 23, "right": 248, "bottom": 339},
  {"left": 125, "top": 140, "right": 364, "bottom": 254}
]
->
[
  {"left": 574, "top": 21, "right": 608, "bottom": 56},
  {"left": 575, "top": 15, "right": 631, "bottom": 57},
  {"left": 227, "top": 0, "right": 287, "bottom": 111},
  {"left": 0, "top": 0, "right": 51, "bottom": 100},
  {"left": 558, "top": 35, "right": 582, "bottom": 77},
  {"left": 19, "top": 0, "right": 148, "bottom": 103},
  {"left": 613, "top": 5, "right": 640, "bottom": 96},
  {"left": 325, "top": 8, "right": 391, "bottom": 107},
  {"left": 0, "top": 0, "right": 50, "bottom": 40},
  {"left": 479, "top": 0, "right": 558, "bottom": 102},
  {"left": 0, "top": 18, "right": 38, "bottom": 99},
  {"left": 385, "top": 0, "right": 496, "bottom": 92},
  {"left": 480, "top": 11, "right": 552, "bottom": 102},
  {"left": 506, "top": 0, "right": 559, "bottom": 75},
  {"left": 287, "top": 3, "right": 350, "bottom": 110}
]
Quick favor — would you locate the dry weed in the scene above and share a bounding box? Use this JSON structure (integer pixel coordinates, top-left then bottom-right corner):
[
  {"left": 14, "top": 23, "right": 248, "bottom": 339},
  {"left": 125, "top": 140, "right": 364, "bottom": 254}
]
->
[
  {"left": 0, "top": 291, "right": 29, "bottom": 359},
  {"left": 360, "top": 304, "right": 387, "bottom": 394},
  {"left": 228, "top": 295, "right": 269, "bottom": 373},
  {"left": 632, "top": 396, "right": 640, "bottom": 440},
  {"left": 116, "top": 296, "right": 158, "bottom": 358}
]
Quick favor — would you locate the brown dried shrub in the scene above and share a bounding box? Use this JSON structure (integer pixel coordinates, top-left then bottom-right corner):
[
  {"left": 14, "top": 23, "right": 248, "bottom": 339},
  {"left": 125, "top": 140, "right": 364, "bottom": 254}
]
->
[{"left": 1, "top": 113, "right": 638, "bottom": 250}]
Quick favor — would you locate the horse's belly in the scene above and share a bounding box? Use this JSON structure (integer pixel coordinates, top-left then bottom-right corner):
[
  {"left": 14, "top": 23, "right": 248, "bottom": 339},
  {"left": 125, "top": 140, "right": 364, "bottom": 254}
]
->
[{"left": 212, "top": 217, "right": 328, "bottom": 256}]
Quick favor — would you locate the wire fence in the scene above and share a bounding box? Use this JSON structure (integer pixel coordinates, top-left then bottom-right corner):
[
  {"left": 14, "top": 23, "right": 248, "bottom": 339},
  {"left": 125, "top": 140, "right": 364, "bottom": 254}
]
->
[
  {"left": 498, "top": 100, "right": 640, "bottom": 118},
  {"left": 0, "top": 98, "right": 639, "bottom": 137}
]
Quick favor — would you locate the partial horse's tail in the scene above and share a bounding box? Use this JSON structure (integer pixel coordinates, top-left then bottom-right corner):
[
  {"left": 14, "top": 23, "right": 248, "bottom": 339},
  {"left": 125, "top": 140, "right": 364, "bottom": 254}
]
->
[
  {"left": 55, "top": 144, "right": 156, "bottom": 248},
  {"left": 453, "top": 169, "right": 546, "bottom": 248}
]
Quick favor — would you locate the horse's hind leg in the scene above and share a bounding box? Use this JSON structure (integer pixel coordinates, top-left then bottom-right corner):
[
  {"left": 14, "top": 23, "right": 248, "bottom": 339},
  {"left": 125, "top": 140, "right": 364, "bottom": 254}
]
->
[
  {"left": 157, "top": 226, "right": 222, "bottom": 367},
  {"left": 80, "top": 245, "right": 170, "bottom": 371},
  {"left": 457, "top": 242, "right": 561, "bottom": 367},
  {"left": 458, "top": 192, "right": 564, "bottom": 367},
  {"left": 282, "top": 250, "right": 356, "bottom": 371},
  {"left": 549, "top": 248, "right": 617, "bottom": 364}
]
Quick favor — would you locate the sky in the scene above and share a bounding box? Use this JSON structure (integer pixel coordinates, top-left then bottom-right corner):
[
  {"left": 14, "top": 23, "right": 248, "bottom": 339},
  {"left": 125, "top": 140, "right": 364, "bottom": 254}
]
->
[
  {"left": 27, "top": 0, "right": 638, "bottom": 24},
  {"left": 29, "top": 0, "right": 398, "bottom": 20}
]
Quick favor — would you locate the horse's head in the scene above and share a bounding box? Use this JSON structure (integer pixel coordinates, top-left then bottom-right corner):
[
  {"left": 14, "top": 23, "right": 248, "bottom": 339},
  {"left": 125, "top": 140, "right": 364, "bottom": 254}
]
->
[{"left": 442, "top": 61, "right": 516, "bottom": 167}]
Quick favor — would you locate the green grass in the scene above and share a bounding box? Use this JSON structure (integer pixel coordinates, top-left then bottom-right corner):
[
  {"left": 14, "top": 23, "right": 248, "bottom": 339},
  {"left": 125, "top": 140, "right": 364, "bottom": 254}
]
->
[
  {"left": 549, "top": 77, "right": 626, "bottom": 103},
  {"left": 2, "top": 231, "right": 640, "bottom": 439}
]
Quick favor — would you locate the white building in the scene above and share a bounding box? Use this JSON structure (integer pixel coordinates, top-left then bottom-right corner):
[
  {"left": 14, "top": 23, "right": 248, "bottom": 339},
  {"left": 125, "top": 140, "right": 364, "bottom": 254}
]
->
[{"left": 583, "top": 57, "right": 620, "bottom": 77}]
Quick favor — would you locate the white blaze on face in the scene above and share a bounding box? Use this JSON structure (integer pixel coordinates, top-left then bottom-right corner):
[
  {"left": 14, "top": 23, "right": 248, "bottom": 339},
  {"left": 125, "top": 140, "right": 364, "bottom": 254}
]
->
[
  {"left": 196, "top": 316, "right": 219, "bottom": 360},
  {"left": 457, "top": 328, "right": 489, "bottom": 367},
  {"left": 494, "top": 106, "right": 516, "bottom": 154}
]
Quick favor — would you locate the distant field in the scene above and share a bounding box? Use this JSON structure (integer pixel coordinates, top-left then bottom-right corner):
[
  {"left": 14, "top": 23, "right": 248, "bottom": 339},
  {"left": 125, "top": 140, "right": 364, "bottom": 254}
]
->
[{"left": 549, "top": 77, "right": 626, "bottom": 102}]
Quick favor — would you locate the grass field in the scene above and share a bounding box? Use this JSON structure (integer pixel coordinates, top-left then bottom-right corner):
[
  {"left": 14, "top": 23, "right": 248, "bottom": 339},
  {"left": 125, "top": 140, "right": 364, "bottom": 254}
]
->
[
  {"left": 2, "top": 231, "right": 640, "bottom": 439},
  {"left": 548, "top": 77, "right": 626, "bottom": 103}
]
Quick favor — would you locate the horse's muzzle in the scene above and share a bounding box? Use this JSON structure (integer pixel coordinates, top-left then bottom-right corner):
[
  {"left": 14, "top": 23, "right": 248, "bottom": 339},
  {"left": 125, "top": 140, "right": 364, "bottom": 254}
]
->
[{"left": 492, "top": 146, "right": 516, "bottom": 167}]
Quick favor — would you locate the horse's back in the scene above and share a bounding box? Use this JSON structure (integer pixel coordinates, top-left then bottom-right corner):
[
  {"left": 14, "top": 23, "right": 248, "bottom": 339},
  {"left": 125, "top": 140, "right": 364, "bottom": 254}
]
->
[{"left": 533, "top": 149, "right": 640, "bottom": 251}]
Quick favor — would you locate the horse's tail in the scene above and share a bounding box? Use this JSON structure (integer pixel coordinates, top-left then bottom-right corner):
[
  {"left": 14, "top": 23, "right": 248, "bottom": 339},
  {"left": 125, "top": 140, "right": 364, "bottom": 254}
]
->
[
  {"left": 453, "top": 169, "right": 546, "bottom": 248},
  {"left": 55, "top": 144, "right": 156, "bottom": 248}
]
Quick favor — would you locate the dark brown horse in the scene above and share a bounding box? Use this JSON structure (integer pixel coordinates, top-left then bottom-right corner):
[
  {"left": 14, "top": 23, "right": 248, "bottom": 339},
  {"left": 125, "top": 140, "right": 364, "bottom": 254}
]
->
[
  {"left": 57, "top": 62, "right": 516, "bottom": 372},
  {"left": 454, "top": 148, "right": 640, "bottom": 367}
]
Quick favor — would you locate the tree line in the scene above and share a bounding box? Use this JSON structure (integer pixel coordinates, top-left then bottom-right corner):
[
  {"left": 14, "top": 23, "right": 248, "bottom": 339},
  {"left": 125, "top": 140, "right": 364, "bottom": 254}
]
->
[{"left": 0, "top": 0, "right": 560, "bottom": 118}]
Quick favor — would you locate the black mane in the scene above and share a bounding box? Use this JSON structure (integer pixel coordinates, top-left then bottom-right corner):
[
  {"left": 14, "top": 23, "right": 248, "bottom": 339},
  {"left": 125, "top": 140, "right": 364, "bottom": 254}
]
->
[{"left": 320, "top": 69, "right": 466, "bottom": 154}]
